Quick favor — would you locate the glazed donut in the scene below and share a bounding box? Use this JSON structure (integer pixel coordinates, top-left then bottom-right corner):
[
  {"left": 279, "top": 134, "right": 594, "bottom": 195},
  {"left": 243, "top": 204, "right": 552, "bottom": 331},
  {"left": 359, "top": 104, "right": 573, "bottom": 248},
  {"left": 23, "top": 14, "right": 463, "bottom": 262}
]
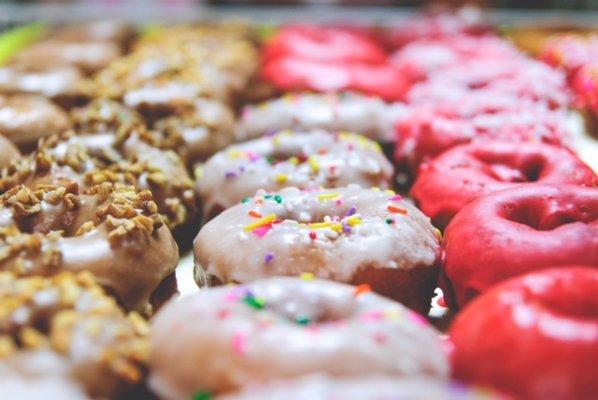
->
[
  {"left": 149, "top": 277, "right": 448, "bottom": 399},
  {"left": 194, "top": 186, "right": 440, "bottom": 313},
  {"left": 0, "top": 135, "right": 20, "bottom": 170},
  {"left": 261, "top": 57, "right": 410, "bottom": 102},
  {"left": 0, "top": 94, "right": 71, "bottom": 150},
  {"left": 196, "top": 130, "right": 393, "bottom": 221},
  {"left": 218, "top": 374, "right": 508, "bottom": 400},
  {"left": 262, "top": 25, "right": 387, "bottom": 64},
  {"left": 0, "top": 181, "right": 179, "bottom": 313},
  {"left": 237, "top": 92, "right": 406, "bottom": 143},
  {"left": 394, "top": 96, "right": 570, "bottom": 170},
  {"left": 407, "top": 58, "right": 571, "bottom": 109},
  {"left": 412, "top": 141, "right": 596, "bottom": 228},
  {"left": 152, "top": 97, "right": 236, "bottom": 164},
  {"left": 0, "top": 62, "right": 84, "bottom": 107},
  {"left": 0, "top": 271, "right": 148, "bottom": 398},
  {"left": 449, "top": 267, "right": 598, "bottom": 400},
  {"left": 441, "top": 184, "right": 598, "bottom": 309},
  {"left": 13, "top": 39, "right": 121, "bottom": 75},
  {"left": 1, "top": 100, "right": 198, "bottom": 232}
]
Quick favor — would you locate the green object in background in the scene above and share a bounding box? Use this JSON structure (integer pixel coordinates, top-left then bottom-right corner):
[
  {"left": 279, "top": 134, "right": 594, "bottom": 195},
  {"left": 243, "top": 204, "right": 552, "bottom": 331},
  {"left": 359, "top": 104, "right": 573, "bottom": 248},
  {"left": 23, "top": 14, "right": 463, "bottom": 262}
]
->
[
  {"left": 257, "top": 24, "right": 278, "bottom": 43},
  {"left": 0, "top": 23, "right": 46, "bottom": 65}
]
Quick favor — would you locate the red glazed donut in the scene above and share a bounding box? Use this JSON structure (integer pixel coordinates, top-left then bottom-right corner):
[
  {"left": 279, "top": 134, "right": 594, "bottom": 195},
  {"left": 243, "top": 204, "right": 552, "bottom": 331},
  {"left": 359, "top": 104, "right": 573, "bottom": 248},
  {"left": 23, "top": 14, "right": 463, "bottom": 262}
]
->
[
  {"left": 441, "top": 184, "right": 598, "bottom": 308},
  {"left": 261, "top": 57, "right": 409, "bottom": 102},
  {"left": 263, "top": 25, "right": 387, "bottom": 64},
  {"left": 412, "top": 141, "right": 596, "bottom": 228},
  {"left": 449, "top": 267, "right": 598, "bottom": 400}
]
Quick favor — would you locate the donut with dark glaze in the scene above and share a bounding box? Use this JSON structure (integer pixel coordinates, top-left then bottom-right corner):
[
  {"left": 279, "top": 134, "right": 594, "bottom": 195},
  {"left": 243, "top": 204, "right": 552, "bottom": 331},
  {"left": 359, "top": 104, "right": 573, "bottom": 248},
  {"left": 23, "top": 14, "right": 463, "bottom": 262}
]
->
[
  {"left": 449, "top": 267, "right": 598, "bottom": 400},
  {"left": 0, "top": 181, "right": 179, "bottom": 313},
  {"left": 441, "top": 184, "right": 598, "bottom": 309},
  {"left": 412, "top": 141, "right": 596, "bottom": 228},
  {"left": 196, "top": 130, "right": 393, "bottom": 221},
  {"left": 194, "top": 186, "right": 440, "bottom": 314},
  {"left": 149, "top": 277, "right": 448, "bottom": 399},
  {"left": 0, "top": 94, "right": 71, "bottom": 151},
  {"left": 0, "top": 271, "right": 149, "bottom": 398}
]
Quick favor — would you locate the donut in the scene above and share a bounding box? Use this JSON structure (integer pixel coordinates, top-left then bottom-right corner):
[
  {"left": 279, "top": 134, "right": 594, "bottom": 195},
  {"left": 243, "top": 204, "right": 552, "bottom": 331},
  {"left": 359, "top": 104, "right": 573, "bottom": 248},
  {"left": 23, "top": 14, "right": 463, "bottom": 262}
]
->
[
  {"left": 237, "top": 92, "right": 406, "bottom": 143},
  {"left": 441, "top": 184, "right": 598, "bottom": 308},
  {"left": 0, "top": 181, "right": 179, "bottom": 313},
  {"left": 196, "top": 130, "right": 393, "bottom": 221},
  {"left": 0, "top": 271, "right": 148, "bottom": 398},
  {"left": 197, "top": 130, "right": 392, "bottom": 217},
  {"left": 407, "top": 58, "right": 571, "bottom": 110},
  {"left": 0, "top": 94, "right": 71, "bottom": 150},
  {"left": 0, "top": 100, "right": 198, "bottom": 232},
  {"left": 449, "top": 267, "right": 598, "bottom": 400},
  {"left": 412, "top": 141, "right": 596, "bottom": 228},
  {"left": 394, "top": 97, "right": 570, "bottom": 170},
  {"left": 572, "top": 63, "right": 598, "bottom": 128},
  {"left": 151, "top": 97, "right": 236, "bottom": 164},
  {"left": 149, "top": 277, "right": 448, "bottom": 399},
  {"left": 51, "top": 21, "right": 134, "bottom": 48},
  {"left": 541, "top": 35, "right": 598, "bottom": 80},
  {"left": 13, "top": 39, "right": 121, "bottom": 75},
  {"left": 0, "top": 135, "right": 20, "bottom": 170},
  {"left": 217, "top": 374, "right": 508, "bottom": 400},
  {"left": 261, "top": 56, "right": 410, "bottom": 102},
  {"left": 194, "top": 186, "right": 440, "bottom": 313},
  {"left": 262, "top": 25, "right": 387, "bottom": 64}
]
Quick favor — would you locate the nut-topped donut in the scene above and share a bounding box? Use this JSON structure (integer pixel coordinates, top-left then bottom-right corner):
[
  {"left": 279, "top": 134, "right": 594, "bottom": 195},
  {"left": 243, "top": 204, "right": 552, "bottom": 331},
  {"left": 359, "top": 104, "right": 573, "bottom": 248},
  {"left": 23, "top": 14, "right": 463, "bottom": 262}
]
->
[
  {"left": 0, "top": 62, "right": 84, "bottom": 107},
  {"left": 0, "top": 271, "right": 148, "bottom": 398},
  {"left": 0, "top": 100, "right": 198, "bottom": 232},
  {"left": 0, "top": 181, "right": 178, "bottom": 313},
  {"left": 0, "top": 135, "right": 20, "bottom": 170},
  {"left": 149, "top": 277, "right": 448, "bottom": 399},
  {"left": 412, "top": 141, "right": 596, "bottom": 228},
  {"left": 196, "top": 130, "right": 393, "bottom": 221},
  {"left": 194, "top": 186, "right": 440, "bottom": 313},
  {"left": 218, "top": 374, "right": 508, "bottom": 400},
  {"left": 441, "top": 184, "right": 598, "bottom": 309},
  {"left": 237, "top": 92, "right": 406, "bottom": 143},
  {"left": 0, "top": 94, "right": 71, "bottom": 151},
  {"left": 450, "top": 267, "right": 598, "bottom": 400}
]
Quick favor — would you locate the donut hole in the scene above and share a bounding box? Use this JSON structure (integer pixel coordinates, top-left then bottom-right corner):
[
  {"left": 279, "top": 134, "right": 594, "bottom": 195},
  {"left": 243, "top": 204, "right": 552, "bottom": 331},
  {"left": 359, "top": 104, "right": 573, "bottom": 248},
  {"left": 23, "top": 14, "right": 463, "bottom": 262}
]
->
[
  {"left": 503, "top": 198, "right": 597, "bottom": 231},
  {"left": 473, "top": 151, "right": 546, "bottom": 183}
]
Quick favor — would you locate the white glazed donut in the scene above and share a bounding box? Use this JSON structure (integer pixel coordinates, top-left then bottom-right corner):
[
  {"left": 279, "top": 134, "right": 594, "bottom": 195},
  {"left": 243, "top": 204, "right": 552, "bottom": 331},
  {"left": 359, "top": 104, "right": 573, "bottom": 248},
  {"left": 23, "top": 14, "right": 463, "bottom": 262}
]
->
[
  {"left": 149, "top": 277, "right": 448, "bottom": 400},
  {"left": 194, "top": 186, "right": 440, "bottom": 313},
  {"left": 195, "top": 130, "right": 393, "bottom": 220},
  {"left": 217, "top": 374, "right": 507, "bottom": 400},
  {"left": 237, "top": 92, "right": 406, "bottom": 143}
]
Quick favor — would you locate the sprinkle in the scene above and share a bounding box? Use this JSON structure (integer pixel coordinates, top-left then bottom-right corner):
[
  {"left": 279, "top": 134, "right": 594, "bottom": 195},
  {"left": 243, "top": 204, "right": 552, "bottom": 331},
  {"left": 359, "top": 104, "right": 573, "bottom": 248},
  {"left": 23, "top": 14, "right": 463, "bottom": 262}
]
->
[
  {"left": 231, "top": 332, "right": 247, "bottom": 356},
  {"left": 361, "top": 310, "right": 384, "bottom": 322},
  {"left": 273, "top": 195, "right": 283, "bottom": 204},
  {"left": 345, "top": 216, "right": 362, "bottom": 227},
  {"left": 371, "top": 187, "right": 380, "bottom": 192},
  {"left": 316, "top": 193, "right": 340, "bottom": 201},
  {"left": 241, "top": 197, "right": 250, "bottom": 204},
  {"left": 408, "top": 311, "right": 429, "bottom": 327},
  {"left": 225, "top": 171, "right": 237, "bottom": 179},
  {"left": 342, "top": 222, "right": 351, "bottom": 234},
  {"left": 309, "top": 231, "right": 317, "bottom": 240},
  {"left": 192, "top": 390, "right": 213, "bottom": 400},
  {"left": 346, "top": 206, "right": 357, "bottom": 216},
  {"left": 228, "top": 150, "right": 244, "bottom": 159},
  {"left": 243, "top": 293, "right": 266, "bottom": 310},
  {"left": 246, "top": 151, "right": 260, "bottom": 162},
  {"left": 384, "top": 309, "right": 401, "bottom": 322},
  {"left": 308, "top": 221, "right": 342, "bottom": 232},
  {"left": 308, "top": 156, "right": 320, "bottom": 173},
  {"left": 252, "top": 225, "right": 274, "bottom": 238},
  {"left": 296, "top": 316, "right": 311, "bottom": 325},
  {"left": 353, "top": 284, "right": 372, "bottom": 296},
  {"left": 275, "top": 173, "right": 288, "bottom": 183},
  {"left": 216, "top": 309, "right": 231, "bottom": 320},
  {"left": 300, "top": 272, "right": 315, "bottom": 281},
  {"left": 384, "top": 189, "right": 396, "bottom": 196},
  {"left": 387, "top": 204, "right": 408, "bottom": 215},
  {"left": 248, "top": 210, "right": 262, "bottom": 218},
  {"left": 335, "top": 198, "right": 343, "bottom": 207},
  {"left": 385, "top": 218, "right": 394, "bottom": 224},
  {"left": 390, "top": 194, "right": 403, "bottom": 202},
  {"left": 244, "top": 214, "right": 277, "bottom": 232},
  {"left": 264, "top": 252, "right": 274, "bottom": 264}
]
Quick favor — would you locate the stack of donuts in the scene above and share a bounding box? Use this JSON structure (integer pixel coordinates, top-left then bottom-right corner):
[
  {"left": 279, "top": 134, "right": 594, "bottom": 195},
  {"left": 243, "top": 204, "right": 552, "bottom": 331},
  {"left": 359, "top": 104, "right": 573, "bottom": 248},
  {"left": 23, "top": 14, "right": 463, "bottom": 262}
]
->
[{"left": 0, "top": 9, "right": 596, "bottom": 400}]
